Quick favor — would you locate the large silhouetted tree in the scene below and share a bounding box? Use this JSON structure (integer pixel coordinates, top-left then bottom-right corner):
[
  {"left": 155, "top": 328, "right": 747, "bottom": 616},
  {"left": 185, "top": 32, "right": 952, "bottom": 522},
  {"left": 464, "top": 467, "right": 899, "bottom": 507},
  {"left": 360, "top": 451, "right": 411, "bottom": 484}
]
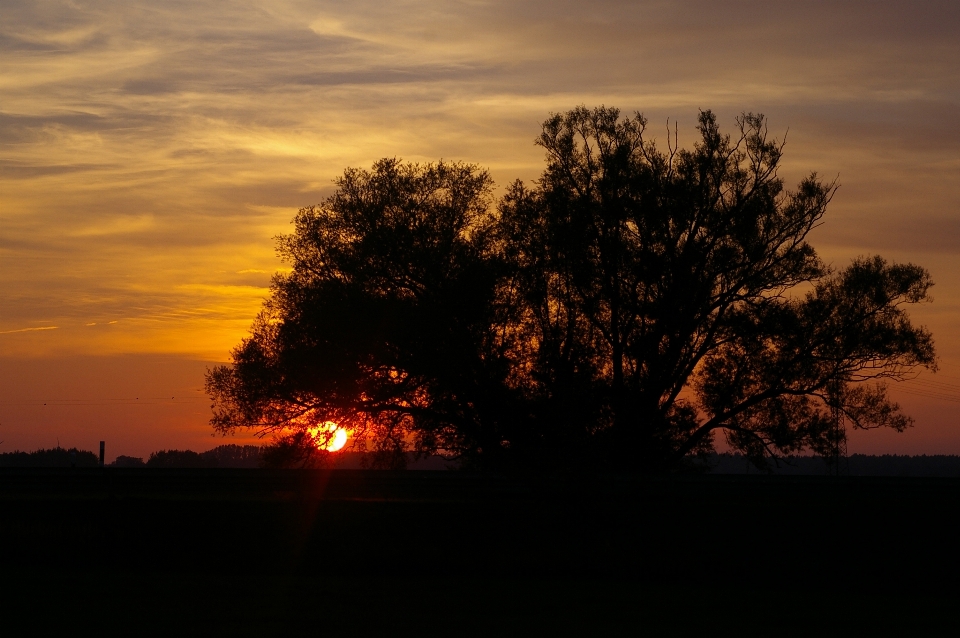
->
[
  {"left": 206, "top": 159, "right": 522, "bottom": 468},
  {"left": 499, "top": 107, "right": 935, "bottom": 471},
  {"left": 207, "top": 107, "right": 936, "bottom": 472}
]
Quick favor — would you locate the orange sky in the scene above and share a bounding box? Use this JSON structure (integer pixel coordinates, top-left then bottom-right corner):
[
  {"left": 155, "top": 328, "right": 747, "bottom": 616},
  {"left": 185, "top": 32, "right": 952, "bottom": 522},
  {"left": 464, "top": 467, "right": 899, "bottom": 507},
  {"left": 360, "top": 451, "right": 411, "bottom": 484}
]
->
[{"left": 2, "top": 0, "right": 959, "bottom": 460}]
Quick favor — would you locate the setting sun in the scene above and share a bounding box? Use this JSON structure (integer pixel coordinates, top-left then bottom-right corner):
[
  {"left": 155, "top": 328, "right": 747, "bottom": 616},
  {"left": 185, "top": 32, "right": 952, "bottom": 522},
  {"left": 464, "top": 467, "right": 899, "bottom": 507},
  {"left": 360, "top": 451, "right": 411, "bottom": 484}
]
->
[{"left": 309, "top": 422, "right": 348, "bottom": 452}]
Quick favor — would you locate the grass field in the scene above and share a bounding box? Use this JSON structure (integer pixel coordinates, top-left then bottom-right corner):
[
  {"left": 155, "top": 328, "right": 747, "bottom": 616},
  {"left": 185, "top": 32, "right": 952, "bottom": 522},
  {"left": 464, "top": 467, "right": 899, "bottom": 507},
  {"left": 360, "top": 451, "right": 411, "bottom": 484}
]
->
[{"left": 2, "top": 470, "right": 958, "bottom": 635}]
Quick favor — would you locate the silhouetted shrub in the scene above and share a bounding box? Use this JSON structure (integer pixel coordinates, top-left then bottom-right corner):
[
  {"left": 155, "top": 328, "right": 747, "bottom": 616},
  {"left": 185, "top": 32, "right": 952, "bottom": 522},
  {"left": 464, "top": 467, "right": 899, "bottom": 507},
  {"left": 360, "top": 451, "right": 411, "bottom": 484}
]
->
[
  {"left": 146, "top": 449, "right": 217, "bottom": 468},
  {"left": 201, "top": 445, "right": 263, "bottom": 468},
  {"left": 111, "top": 455, "right": 146, "bottom": 467},
  {"left": 260, "top": 432, "right": 328, "bottom": 469}
]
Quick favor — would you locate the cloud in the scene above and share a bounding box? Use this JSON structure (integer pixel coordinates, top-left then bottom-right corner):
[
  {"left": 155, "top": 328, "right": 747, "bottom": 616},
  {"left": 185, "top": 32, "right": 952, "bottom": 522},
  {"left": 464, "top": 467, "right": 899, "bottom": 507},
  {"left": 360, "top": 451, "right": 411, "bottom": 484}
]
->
[
  {"left": 0, "top": 326, "right": 58, "bottom": 335},
  {"left": 70, "top": 215, "right": 156, "bottom": 237},
  {"left": 1, "top": 0, "right": 957, "bottom": 364}
]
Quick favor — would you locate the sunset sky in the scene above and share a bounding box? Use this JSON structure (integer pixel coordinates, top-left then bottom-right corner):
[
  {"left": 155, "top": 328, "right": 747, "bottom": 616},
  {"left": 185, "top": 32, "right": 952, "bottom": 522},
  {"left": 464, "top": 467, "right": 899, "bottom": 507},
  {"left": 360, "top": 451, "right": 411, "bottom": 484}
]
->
[{"left": 2, "top": 0, "right": 959, "bottom": 460}]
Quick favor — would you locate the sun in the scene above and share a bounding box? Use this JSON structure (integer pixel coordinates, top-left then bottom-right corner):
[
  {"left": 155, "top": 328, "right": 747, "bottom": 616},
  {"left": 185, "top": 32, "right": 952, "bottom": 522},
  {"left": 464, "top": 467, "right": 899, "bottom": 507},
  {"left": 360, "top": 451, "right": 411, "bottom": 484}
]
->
[{"left": 309, "top": 422, "right": 348, "bottom": 452}]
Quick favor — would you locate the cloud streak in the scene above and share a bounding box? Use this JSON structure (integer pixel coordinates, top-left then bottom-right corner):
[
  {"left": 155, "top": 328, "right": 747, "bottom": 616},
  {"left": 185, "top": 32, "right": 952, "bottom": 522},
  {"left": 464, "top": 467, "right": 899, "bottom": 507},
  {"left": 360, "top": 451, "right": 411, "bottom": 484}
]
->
[{"left": 0, "top": 326, "right": 58, "bottom": 335}]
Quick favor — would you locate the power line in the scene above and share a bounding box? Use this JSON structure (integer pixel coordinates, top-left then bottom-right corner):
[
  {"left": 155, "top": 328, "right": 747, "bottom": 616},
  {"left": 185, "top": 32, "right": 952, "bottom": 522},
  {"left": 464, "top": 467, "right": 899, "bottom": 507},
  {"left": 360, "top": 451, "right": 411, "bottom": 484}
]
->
[
  {"left": 900, "top": 380, "right": 960, "bottom": 391},
  {"left": 891, "top": 387, "right": 960, "bottom": 403}
]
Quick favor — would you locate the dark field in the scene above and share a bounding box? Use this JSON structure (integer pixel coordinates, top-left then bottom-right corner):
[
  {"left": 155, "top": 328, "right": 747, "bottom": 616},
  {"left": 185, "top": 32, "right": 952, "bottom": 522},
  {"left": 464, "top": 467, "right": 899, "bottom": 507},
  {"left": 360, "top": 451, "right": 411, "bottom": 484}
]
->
[{"left": 1, "top": 470, "right": 958, "bottom": 635}]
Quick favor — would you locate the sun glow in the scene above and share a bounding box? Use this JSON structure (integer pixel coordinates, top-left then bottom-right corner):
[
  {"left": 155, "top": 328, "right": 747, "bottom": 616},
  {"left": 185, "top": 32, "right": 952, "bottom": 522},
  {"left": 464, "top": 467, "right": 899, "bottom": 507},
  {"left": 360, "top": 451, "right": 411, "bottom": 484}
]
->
[{"left": 309, "top": 422, "right": 348, "bottom": 452}]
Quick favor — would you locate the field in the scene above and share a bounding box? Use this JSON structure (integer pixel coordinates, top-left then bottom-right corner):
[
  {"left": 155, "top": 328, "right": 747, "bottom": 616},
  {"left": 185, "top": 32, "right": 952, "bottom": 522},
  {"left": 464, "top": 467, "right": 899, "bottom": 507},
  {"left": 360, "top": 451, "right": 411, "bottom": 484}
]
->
[{"left": 1, "top": 470, "right": 958, "bottom": 635}]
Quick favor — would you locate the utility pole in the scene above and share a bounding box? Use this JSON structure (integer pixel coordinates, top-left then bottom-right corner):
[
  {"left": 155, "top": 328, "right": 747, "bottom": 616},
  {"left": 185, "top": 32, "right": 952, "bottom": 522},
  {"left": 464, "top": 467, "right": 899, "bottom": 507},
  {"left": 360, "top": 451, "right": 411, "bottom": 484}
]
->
[{"left": 99, "top": 441, "right": 105, "bottom": 467}]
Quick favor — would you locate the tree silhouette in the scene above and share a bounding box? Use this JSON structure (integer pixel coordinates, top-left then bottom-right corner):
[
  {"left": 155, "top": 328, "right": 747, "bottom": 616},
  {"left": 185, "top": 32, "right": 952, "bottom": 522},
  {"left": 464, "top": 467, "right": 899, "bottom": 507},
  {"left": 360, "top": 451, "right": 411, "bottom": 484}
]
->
[
  {"left": 207, "top": 159, "right": 518, "bottom": 468},
  {"left": 207, "top": 107, "right": 936, "bottom": 472},
  {"left": 499, "top": 107, "right": 935, "bottom": 470}
]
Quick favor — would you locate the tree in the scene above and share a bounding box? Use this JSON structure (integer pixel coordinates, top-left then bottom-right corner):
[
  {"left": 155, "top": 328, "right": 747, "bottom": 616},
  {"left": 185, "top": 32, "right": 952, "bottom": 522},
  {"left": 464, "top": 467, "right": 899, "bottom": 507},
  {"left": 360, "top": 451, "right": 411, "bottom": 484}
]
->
[
  {"left": 207, "top": 108, "right": 936, "bottom": 472},
  {"left": 206, "top": 158, "right": 521, "bottom": 469},
  {"left": 499, "top": 106, "right": 935, "bottom": 471}
]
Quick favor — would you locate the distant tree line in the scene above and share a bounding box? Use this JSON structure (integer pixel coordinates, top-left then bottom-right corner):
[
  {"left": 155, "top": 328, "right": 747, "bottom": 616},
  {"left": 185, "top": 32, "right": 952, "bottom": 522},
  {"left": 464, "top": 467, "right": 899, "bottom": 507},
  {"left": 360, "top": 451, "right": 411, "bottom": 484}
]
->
[
  {"left": 206, "top": 106, "right": 936, "bottom": 473},
  {"left": 6, "top": 445, "right": 958, "bottom": 475},
  {"left": 0, "top": 445, "right": 264, "bottom": 468},
  {"left": 0, "top": 445, "right": 449, "bottom": 470},
  {"left": 116, "top": 445, "right": 265, "bottom": 468},
  {"left": 711, "top": 453, "right": 960, "bottom": 477},
  {"left": 116, "top": 445, "right": 447, "bottom": 469},
  {"left": 0, "top": 447, "right": 99, "bottom": 468}
]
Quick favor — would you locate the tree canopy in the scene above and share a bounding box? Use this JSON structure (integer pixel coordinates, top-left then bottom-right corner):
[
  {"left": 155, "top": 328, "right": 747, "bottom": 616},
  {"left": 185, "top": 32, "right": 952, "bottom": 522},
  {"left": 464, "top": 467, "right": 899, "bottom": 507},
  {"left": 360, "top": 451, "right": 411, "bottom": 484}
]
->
[{"left": 206, "top": 106, "right": 935, "bottom": 472}]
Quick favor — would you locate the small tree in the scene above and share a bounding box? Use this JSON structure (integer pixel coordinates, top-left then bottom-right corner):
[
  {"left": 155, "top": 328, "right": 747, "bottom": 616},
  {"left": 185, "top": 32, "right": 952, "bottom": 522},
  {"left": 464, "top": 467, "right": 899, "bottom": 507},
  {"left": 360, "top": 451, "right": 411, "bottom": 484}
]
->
[{"left": 207, "top": 108, "right": 936, "bottom": 472}]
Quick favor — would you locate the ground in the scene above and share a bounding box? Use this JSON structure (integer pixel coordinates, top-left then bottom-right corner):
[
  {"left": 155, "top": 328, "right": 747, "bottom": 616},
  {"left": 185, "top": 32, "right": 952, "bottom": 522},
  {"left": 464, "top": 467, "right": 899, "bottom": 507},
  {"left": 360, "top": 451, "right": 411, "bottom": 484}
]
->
[{"left": 1, "top": 470, "right": 957, "bottom": 635}]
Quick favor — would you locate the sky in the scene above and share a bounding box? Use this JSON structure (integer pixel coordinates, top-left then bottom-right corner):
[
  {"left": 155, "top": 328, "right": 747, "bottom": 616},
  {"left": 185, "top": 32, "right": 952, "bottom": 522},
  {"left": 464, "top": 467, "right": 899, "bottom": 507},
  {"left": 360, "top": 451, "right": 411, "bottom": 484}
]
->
[{"left": 2, "top": 0, "right": 959, "bottom": 460}]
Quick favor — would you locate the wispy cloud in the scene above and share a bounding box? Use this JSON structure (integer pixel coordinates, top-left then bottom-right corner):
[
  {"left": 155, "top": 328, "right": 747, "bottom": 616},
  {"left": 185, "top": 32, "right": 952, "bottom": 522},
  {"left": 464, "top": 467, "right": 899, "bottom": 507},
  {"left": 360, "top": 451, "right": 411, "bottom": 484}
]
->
[{"left": 0, "top": 326, "right": 58, "bottom": 335}]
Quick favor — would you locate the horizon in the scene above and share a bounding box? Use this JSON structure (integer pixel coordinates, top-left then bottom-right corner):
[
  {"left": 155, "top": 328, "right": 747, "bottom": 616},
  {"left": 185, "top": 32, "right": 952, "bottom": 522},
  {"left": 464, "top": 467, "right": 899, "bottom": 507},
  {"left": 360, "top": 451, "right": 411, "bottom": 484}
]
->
[{"left": 3, "top": 0, "right": 959, "bottom": 461}]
